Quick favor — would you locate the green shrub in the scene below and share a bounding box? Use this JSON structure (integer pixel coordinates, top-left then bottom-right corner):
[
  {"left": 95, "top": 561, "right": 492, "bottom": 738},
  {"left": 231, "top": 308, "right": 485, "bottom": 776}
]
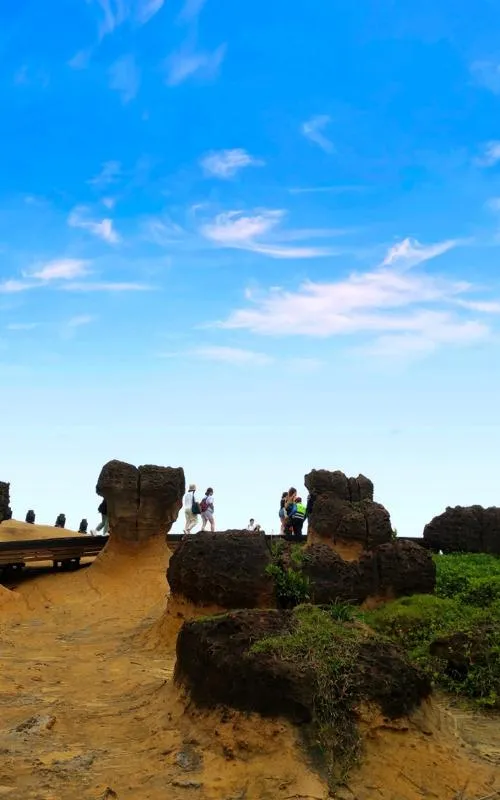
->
[
  {"left": 365, "top": 594, "right": 500, "bottom": 708},
  {"left": 265, "top": 563, "right": 310, "bottom": 608},
  {"left": 251, "top": 605, "right": 363, "bottom": 785},
  {"left": 435, "top": 553, "right": 500, "bottom": 601}
]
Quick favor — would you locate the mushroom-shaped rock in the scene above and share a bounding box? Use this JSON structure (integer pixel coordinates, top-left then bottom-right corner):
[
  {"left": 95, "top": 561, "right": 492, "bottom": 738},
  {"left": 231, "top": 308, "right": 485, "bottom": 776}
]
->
[
  {"left": 305, "top": 470, "right": 374, "bottom": 502},
  {"left": 96, "top": 459, "right": 184, "bottom": 542},
  {"left": 167, "top": 531, "right": 274, "bottom": 609},
  {"left": 423, "top": 505, "right": 500, "bottom": 555},
  {"left": 175, "top": 608, "right": 432, "bottom": 779},
  {"left": 0, "top": 482, "right": 12, "bottom": 523}
]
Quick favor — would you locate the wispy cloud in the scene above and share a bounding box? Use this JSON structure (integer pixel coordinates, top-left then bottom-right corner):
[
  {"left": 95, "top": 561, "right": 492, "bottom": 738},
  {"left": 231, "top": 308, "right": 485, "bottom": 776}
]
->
[
  {"left": 143, "top": 216, "right": 185, "bottom": 245},
  {"left": 94, "top": 0, "right": 129, "bottom": 39},
  {"left": 165, "top": 43, "right": 226, "bottom": 86},
  {"left": 88, "top": 161, "right": 121, "bottom": 189},
  {"left": 456, "top": 298, "right": 500, "bottom": 313},
  {"left": 67, "top": 314, "right": 94, "bottom": 328},
  {"left": 200, "top": 148, "right": 264, "bottom": 179},
  {"left": 178, "top": 0, "right": 207, "bottom": 21},
  {"left": 68, "top": 49, "right": 92, "bottom": 70},
  {"left": 381, "top": 237, "right": 458, "bottom": 270},
  {"left": 301, "top": 115, "right": 334, "bottom": 153},
  {"left": 137, "top": 0, "right": 165, "bottom": 24},
  {"left": 109, "top": 54, "right": 140, "bottom": 103},
  {"left": 201, "top": 209, "right": 334, "bottom": 259},
  {"left": 6, "top": 323, "right": 39, "bottom": 331},
  {"left": 68, "top": 206, "right": 121, "bottom": 244},
  {"left": 477, "top": 140, "right": 500, "bottom": 167},
  {"left": 217, "top": 238, "right": 488, "bottom": 358},
  {"left": 0, "top": 279, "right": 37, "bottom": 294},
  {"left": 288, "top": 185, "right": 365, "bottom": 195},
  {"left": 14, "top": 65, "right": 50, "bottom": 88},
  {"left": 30, "top": 258, "right": 91, "bottom": 281},
  {"left": 59, "top": 281, "right": 153, "bottom": 292},
  {"left": 192, "top": 346, "right": 273, "bottom": 366},
  {"left": 471, "top": 60, "right": 500, "bottom": 94}
]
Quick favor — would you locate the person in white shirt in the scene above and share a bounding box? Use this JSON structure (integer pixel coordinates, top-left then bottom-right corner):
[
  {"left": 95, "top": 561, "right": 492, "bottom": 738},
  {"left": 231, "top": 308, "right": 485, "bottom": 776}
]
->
[
  {"left": 183, "top": 483, "right": 200, "bottom": 534},
  {"left": 200, "top": 488, "right": 215, "bottom": 532},
  {"left": 246, "top": 518, "right": 261, "bottom": 532}
]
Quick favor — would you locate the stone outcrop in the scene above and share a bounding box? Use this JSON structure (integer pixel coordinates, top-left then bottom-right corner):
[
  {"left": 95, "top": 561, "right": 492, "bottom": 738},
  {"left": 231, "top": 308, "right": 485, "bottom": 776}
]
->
[
  {"left": 25, "top": 510, "right": 35, "bottom": 524},
  {"left": 78, "top": 519, "right": 88, "bottom": 534},
  {"left": 54, "top": 514, "right": 66, "bottom": 528},
  {"left": 0, "top": 482, "right": 12, "bottom": 523},
  {"left": 423, "top": 505, "right": 500, "bottom": 555},
  {"left": 96, "top": 459, "right": 184, "bottom": 543},
  {"left": 302, "top": 540, "right": 436, "bottom": 604},
  {"left": 305, "top": 469, "right": 392, "bottom": 557},
  {"left": 175, "top": 609, "right": 431, "bottom": 749},
  {"left": 167, "top": 531, "right": 274, "bottom": 608}
]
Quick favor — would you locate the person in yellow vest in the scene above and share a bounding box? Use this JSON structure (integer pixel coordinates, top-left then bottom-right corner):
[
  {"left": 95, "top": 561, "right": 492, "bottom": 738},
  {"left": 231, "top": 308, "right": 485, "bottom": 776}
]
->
[{"left": 290, "top": 496, "right": 307, "bottom": 540}]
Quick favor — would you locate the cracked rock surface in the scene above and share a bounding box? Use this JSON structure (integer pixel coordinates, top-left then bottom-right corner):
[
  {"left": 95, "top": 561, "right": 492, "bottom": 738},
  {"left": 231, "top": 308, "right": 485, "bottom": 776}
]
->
[{"left": 96, "top": 459, "right": 185, "bottom": 542}]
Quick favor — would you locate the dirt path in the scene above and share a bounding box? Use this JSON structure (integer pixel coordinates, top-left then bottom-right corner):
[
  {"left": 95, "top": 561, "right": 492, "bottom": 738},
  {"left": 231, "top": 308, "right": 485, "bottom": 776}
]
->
[{"left": 0, "top": 538, "right": 499, "bottom": 800}]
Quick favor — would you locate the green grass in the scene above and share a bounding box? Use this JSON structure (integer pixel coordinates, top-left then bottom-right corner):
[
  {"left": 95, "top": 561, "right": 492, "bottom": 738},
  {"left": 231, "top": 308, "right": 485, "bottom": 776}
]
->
[
  {"left": 435, "top": 552, "right": 500, "bottom": 605},
  {"left": 251, "top": 605, "right": 363, "bottom": 786}
]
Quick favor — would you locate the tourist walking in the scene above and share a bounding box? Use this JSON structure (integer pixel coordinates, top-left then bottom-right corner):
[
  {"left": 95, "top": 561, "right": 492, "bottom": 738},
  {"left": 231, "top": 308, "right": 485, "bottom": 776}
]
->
[
  {"left": 279, "top": 491, "right": 288, "bottom": 531},
  {"left": 91, "top": 499, "right": 109, "bottom": 536},
  {"left": 183, "top": 483, "right": 200, "bottom": 534},
  {"left": 201, "top": 488, "right": 215, "bottom": 532}
]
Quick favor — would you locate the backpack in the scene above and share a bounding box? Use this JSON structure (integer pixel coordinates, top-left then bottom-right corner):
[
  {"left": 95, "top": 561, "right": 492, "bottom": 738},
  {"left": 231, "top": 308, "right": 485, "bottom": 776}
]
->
[
  {"left": 200, "top": 497, "right": 209, "bottom": 513},
  {"left": 191, "top": 493, "right": 201, "bottom": 515}
]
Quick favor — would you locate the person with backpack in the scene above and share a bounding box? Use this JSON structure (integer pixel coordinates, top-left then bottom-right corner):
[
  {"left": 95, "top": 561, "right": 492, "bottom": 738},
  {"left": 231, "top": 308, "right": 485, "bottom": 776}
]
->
[
  {"left": 183, "top": 483, "right": 200, "bottom": 534},
  {"left": 200, "top": 488, "right": 215, "bottom": 532},
  {"left": 91, "top": 499, "right": 109, "bottom": 536}
]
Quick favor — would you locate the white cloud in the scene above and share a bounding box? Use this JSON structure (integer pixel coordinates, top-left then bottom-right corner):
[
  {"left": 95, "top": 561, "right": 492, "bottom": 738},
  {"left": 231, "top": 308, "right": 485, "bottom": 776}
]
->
[
  {"left": 381, "top": 237, "right": 457, "bottom": 270},
  {"left": 217, "top": 239, "right": 489, "bottom": 358},
  {"left": 101, "top": 196, "right": 117, "bottom": 209},
  {"left": 68, "top": 49, "right": 92, "bottom": 70},
  {"left": 477, "top": 140, "right": 500, "bottom": 167},
  {"left": 471, "top": 60, "right": 500, "bottom": 94},
  {"left": 143, "top": 217, "right": 185, "bottom": 245},
  {"left": 178, "top": 0, "right": 207, "bottom": 21},
  {"left": 201, "top": 209, "right": 337, "bottom": 259},
  {"left": 68, "top": 207, "right": 121, "bottom": 244},
  {"left": 88, "top": 161, "right": 121, "bottom": 188},
  {"left": 200, "top": 148, "right": 264, "bottom": 179},
  {"left": 31, "top": 258, "right": 91, "bottom": 281},
  {"left": 59, "top": 281, "right": 153, "bottom": 292},
  {"left": 109, "top": 54, "right": 140, "bottom": 103},
  {"left": 94, "top": 0, "right": 129, "bottom": 38},
  {"left": 6, "top": 323, "right": 39, "bottom": 331},
  {"left": 193, "top": 346, "right": 273, "bottom": 366},
  {"left": 301, "top": 115, "right": 334, "bottom": 153},
  {"left": 137, "top": 0, "right": 164, "bottom": 23},
  {"left": 456, "top": 298, "right": 500, "bottom": 313},
  {"left": 0, "top": 279, "right": 36, "bottom": 294},
  {"left": 67, "top": 314, "right": 94, "bottom": 328},
  {"left": 288, "top": 185, "right": 365, "bottom": 195},
  {"left": 165, "top": 44, "right": 226, "bottom": 86}
]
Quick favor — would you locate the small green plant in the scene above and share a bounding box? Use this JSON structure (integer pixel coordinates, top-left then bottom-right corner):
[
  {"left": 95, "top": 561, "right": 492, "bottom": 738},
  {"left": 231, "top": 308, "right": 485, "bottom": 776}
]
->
[
  {"left": 326, "top": 602, "right": 356, "bottom": 622},
  {"left": 265, "top": 563, "right": 310, "bottom": 608},
  {"left": 251, "top": 605, "right": 363, "bottom": 786}
]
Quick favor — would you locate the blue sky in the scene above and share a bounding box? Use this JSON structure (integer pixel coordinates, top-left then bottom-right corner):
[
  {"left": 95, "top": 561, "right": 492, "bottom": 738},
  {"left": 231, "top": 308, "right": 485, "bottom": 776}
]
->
[{"left": 1, "top": 0, "right": 500, "bottom": 536}]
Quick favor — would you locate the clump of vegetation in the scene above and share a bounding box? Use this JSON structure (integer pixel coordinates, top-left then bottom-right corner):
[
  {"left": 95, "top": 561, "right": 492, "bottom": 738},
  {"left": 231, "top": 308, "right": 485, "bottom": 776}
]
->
[
  {"left": 266, "top": 540, "right": 310, "bottom": 608},
  {"left": 365, "top": 590, "right": 500, "bottom": 708},
  {"left": 251, "top": 605, "right": 363, "bottom": 785},
  {"left": 435, "top": 552, "right": 500, "bottom": 607}
]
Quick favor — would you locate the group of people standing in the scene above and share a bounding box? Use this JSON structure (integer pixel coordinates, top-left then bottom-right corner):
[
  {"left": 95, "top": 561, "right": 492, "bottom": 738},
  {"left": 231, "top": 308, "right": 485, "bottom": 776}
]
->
[
  {"left": 183, "top": 484, "right": 215, "bottom": 534},
  {"left": 279, "top": 487, "right": 308, "bottom": 540}
]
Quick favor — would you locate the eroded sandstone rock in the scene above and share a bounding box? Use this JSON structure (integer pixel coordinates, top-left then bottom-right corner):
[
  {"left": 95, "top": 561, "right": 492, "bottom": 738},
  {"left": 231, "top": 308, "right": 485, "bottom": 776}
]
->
[
  {"left": 423, "top": 505, "right": 500, "bottom": 555},
  {"left": 0, "top": 482, "right": 12, "bottom": 523},
  {"left": 305, "top": 469, "right": 392, "bottom": 556},
  {"left": 96, "top": 459, "right": 184, "bottom": 542},
  {"left": 167, "top": 531, "right": 274, "bottom": 608},
  {"left": 302, "top": 540, "right": 436, "bottom": 604}
]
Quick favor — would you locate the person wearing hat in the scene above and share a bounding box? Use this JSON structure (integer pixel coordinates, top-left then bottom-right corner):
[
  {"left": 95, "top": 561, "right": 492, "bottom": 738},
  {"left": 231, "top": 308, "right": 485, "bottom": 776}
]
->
[{"left": 183, "top": 483, "right": 200, "bottom": 534}]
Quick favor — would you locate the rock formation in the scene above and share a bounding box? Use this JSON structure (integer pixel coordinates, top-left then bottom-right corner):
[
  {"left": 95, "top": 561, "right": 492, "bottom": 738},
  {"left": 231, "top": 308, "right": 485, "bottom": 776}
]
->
[
  {"left": 175, "top": 608, "right": 431, "bottom": 783},
  {"left": 302, "top": 540, "right": 436, "bottom": 604},
  {"left": 305, "top": 469, "right": 392, "bottom": 557},
  {"left": 78, "top": 518, "right": 88, "bottom": 534},
  {"left": 25, "top": 510, "right": 36, "bottom": 524},
  {"left": 96, "top": 459, "right": 184, "bottom": 543},
  {"left": 0, "top": 482, "right": 12, "bottom": 523},
  {"left": 54, "top": 513, "right": 66, "bottom": 528},
  {"left": 167, "top": 531, "right": 274, "bottom": 608},
  {"left": 423, "top": 505, "right": 500, "bottom": 555}
]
